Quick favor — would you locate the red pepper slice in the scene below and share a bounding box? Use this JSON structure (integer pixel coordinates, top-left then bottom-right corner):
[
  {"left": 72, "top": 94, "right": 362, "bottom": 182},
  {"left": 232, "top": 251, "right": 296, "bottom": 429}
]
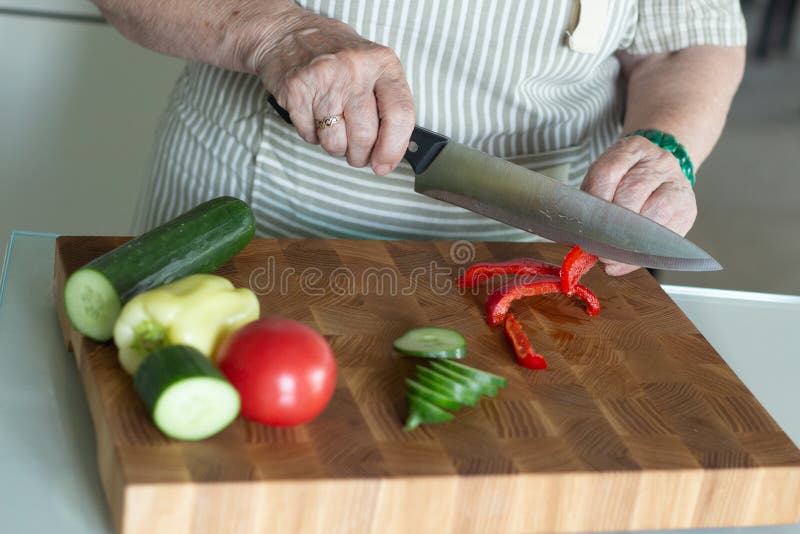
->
[
  {"left": 457, "top": 258, "right": 560, "bottom": 288},
  {"left": 573, "top": 284, "right": 601, "bottom": 316},
  {"left": 485, "top": 278, "right": 562, "bottom": 326},
  {"left": 503, "top": 313, "right": 547, "bottom": 369},
  {"left": 485, "top": 278, "right": 600, "bottom": 325},
  {"left": 560, "top": 245, "right": 598, "bottom": 296}
]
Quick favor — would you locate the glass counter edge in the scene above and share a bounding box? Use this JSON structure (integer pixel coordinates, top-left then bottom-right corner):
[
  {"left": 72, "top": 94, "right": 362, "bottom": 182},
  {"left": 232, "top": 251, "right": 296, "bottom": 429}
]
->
[{"left": 0, "top": 230, "right": 61, "bottom": 308}]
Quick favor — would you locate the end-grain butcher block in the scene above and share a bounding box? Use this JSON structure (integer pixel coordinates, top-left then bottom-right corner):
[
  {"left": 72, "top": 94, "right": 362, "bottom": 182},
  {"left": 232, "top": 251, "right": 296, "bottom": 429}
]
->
[{"left": 53, "top": 236, "right": 800, "bottom": 534}]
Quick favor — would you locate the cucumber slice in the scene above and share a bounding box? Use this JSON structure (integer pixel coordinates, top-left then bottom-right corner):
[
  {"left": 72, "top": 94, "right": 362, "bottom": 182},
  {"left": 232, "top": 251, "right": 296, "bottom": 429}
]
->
[
  {"left": 405, "top": 394, "right": 454, "bottom": 430},
  {"left": 415, "top": 366, "right": 479, "bottom": 406},
  {"left": 393, "top": 327, "right": 466, "bottom": 359},
  {"left": 438, "top": 360, "right": 508, "bottom": 389},
  {"left": 63, "top": 269, "right": 121, "bottom": 342},
  {"left": 64, "top": 196, "right": 255, "bottom": 341},
  {"left": 429, "top": 362, "right": 498, "bottom": 398},
  {"left": 405, "top": 378, "right": 462, "bottom": 411},
  {"left": 134, "top": 345, "right": 240, "bottom": 441}
]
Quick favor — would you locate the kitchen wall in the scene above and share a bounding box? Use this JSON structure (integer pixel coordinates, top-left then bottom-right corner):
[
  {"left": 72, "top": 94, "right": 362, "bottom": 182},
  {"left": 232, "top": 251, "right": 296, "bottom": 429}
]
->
[
  {"left": 658, "top": 56, "right": 800, "bottom": 295},
  {"left": 0, "top": 2, "right": 182, "bottom": 257},
  {"left": 658, "top": 1, "right": 800, "bottom": 295}
]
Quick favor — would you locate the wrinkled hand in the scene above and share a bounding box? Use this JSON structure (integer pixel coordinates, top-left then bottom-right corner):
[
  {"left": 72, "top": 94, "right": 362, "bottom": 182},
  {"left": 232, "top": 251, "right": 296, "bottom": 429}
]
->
[
  {"left": 257, "top": 8, "right": 415, "bottom": 176},
  {"left": 581, "top": 135, "right": 697, "bottom": 276}
]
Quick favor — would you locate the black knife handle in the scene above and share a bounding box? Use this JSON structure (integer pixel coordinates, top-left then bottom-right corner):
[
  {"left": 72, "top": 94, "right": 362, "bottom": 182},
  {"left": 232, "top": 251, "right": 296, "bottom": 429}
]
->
[
  {"left": 405, "top": 126, "right": 448, "bottom": 174},
  {"left": 268, "top": 95, "right": 294, "bottom": 125},
  {"left": 266, "top": 95, "right": 448, "bottom": 174}
]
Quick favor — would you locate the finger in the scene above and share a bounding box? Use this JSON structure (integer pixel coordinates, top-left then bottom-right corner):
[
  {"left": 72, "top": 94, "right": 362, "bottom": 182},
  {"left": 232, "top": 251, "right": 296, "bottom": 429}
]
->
[
  {"left": 602, "top": 196, "right": 693, "bottom": 278},
  {"left": 604, "top": 261, "right": 639, "bottom": 277},
  {"left": 371, "top": 73, "right": 415, "bottom": 175},
  {"left": 638, "top": 183, "right": 679, "bottom": 227},
  {"left": 640, "top": 181, "right": 697, "bottom": 236},
  {"left": 598, "top": 253, "right": 638, "bottom": 276},
  {"left": 605, "top": 181, "right": 694, "bottom": 277},
  {"left": 581, "top": 136, "right": 651, "bottom": 201},
  {"left": 611, "top": 171, "right": 663, "bottom": 215},
  {"left": 591, "top": 166, "right": 659, "bottom": 277},
  {"left": 313, "top": 92, "right": 347, "bottom": 157},
  {"left": 291, "top": 54, "right": 344, "bottom": 147},
  {"left": 600, "top": 173, "right": 665, "bottom": 277},
  {"left": 344, "top": 91, "right": 379, "bottom": 167},
  {"left": 665, "top": 208, "right": 697, "bottom": 240},
  {"left": 278, "top": 79, "right": 319, "bottom": 145}
]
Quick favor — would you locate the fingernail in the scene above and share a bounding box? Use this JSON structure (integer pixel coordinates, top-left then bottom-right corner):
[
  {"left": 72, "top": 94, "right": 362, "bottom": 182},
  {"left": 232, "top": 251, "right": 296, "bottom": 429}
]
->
[{"left": 374, "top": 164, "right": 391, "bottom": 176}]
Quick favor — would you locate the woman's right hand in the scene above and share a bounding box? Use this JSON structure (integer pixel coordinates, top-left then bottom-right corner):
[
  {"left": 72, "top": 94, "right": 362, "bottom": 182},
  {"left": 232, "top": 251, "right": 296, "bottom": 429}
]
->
[{"left": 255, "top": 6, "right": 415, "bottom": 176}]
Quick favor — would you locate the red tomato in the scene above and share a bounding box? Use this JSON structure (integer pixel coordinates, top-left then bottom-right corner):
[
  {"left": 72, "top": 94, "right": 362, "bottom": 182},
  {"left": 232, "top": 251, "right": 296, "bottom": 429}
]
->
[{"left": 216, "top": 317, "right": 337, "bottom": 426}]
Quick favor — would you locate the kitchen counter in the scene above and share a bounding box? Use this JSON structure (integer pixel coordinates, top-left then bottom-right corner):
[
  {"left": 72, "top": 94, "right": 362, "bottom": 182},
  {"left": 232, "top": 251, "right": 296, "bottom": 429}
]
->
[{"left": 1, "top": 231, "right": 798, "bottom": 534}]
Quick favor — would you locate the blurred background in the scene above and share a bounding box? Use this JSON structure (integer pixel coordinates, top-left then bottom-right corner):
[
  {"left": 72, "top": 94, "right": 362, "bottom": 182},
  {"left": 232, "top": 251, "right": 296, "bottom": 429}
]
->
[{"left": 1, "top": 0, "right": 798, "bottom": 294}]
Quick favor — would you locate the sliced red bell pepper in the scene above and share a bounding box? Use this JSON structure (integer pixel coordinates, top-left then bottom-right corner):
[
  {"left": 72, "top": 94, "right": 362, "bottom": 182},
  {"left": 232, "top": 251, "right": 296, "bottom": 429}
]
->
[
  {"left": 503, "top": 313, "right": 547, "bottom": 369},
  {"left": 485, "top": 278, "right": 601, "bottom": 325},
  {"left": 560, "top": 245, "right": 598, "bottom": 296},
  {"left": 573, "top": 284, "right": 601, "bottom": 316},
  {"left": 485, "top": 278, "right": 562, "bottom": 326},
  {"left": 457, "top": 258, "right": 560, "bottom": 288}
]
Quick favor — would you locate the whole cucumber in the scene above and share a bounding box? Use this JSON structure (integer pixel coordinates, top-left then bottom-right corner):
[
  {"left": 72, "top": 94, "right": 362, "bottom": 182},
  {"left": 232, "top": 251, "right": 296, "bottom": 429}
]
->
[{"left": 64, "top": 196, "right": 255, "bottom": 341}]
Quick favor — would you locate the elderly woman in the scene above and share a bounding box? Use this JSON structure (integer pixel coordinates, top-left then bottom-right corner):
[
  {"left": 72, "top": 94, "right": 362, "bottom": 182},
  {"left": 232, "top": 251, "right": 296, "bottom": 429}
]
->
[{"left": 97, "top": 0, "right": 745, "bottom": 275}]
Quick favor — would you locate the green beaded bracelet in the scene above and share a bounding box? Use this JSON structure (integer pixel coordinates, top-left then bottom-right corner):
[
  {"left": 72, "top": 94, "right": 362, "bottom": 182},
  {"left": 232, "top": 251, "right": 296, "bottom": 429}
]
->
[{"left": 624, "top": 129, "right": 696, "bottom": 186}]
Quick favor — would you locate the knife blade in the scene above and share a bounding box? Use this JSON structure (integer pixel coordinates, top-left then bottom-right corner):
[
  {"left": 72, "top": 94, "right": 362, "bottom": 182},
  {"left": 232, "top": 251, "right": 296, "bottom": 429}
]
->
[{"left": 267, "top": 96, "right": 721, "bottom": 271}]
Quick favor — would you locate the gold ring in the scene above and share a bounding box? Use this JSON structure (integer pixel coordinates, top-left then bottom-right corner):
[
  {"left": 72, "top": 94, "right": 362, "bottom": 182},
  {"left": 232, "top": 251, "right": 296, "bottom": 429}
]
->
[{"left": 316, "top": 115, "right": 343, "bottom": 129}]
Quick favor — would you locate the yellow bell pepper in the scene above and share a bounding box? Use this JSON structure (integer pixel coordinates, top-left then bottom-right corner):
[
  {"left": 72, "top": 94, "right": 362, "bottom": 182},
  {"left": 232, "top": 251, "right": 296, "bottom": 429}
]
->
[{"left": 113, "top": 274, "right": 260, "bottom": 374}]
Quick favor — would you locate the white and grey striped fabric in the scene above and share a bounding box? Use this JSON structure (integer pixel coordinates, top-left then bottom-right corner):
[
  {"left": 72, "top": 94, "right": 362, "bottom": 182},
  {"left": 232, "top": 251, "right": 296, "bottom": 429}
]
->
[{"left": 135, "top": 0, "right": 746, "bottom": 240}]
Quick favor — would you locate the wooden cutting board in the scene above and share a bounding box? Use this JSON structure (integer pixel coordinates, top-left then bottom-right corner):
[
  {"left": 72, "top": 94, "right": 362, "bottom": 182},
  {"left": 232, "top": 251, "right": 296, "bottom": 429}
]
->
[{"left": 53, "top": 236, "right": 800, "bottom": 534}]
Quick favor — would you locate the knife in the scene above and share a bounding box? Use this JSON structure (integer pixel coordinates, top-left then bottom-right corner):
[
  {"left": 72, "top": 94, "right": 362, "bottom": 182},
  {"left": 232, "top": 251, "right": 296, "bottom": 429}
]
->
[{"left": 267, "top": 96, "right": 721, "bottom": 271}]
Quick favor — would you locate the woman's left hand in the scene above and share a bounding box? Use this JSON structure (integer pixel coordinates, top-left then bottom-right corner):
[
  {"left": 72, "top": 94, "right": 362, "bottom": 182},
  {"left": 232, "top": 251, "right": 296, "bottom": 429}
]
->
[{"left": 580, "top": 134, "right": 697, "bottom": 276}]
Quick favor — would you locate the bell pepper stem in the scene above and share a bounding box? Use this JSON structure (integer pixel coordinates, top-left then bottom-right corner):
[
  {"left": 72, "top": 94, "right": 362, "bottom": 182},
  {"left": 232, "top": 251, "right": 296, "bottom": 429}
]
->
[{"left": 130, "top": 320, "right": 170, "bottom": 355}]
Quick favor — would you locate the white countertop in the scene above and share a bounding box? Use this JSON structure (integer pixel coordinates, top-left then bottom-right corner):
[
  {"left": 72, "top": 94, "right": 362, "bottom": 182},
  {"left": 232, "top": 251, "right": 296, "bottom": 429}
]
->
[{"left": 1, "top": 231, "right": 798, "bottom": 533}]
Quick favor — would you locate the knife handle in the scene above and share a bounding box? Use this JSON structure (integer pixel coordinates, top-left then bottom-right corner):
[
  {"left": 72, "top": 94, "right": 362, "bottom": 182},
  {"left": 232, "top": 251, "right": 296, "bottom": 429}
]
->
[
  {"left": 267, "top": 95, "right": 448, "bottom": 174},
  {"left": 268, "top": 95, "right": 294, "bottom": 125},
  {"left": 405, "top": 127, "right": 448, "bottom": 174}
]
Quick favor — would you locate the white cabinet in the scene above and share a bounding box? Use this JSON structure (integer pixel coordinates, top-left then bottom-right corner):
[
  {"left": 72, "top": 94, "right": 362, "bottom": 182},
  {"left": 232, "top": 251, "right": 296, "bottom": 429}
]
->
[
  {"left": 0, "top": 12, "right": 183, "bottom": 261},
  {"left": 0, "top": 0, "right": 100, "bottom": 16}
]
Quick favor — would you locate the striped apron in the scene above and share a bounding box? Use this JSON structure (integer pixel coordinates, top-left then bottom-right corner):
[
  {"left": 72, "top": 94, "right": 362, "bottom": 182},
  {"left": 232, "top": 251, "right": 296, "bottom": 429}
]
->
[{"left": 135, "top": 0, "right": 746, "bottom": 240}]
